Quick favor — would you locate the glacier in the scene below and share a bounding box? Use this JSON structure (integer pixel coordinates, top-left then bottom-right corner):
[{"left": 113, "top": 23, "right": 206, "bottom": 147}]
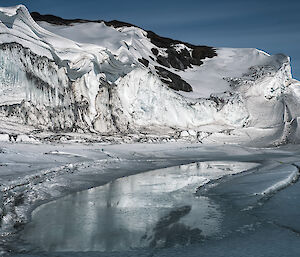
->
[
  {"left": 0, "top": 5, "right": 299, "bottom": 145},
  {"left": 1, "top": 4, "right": 300, "bottom": 257}
]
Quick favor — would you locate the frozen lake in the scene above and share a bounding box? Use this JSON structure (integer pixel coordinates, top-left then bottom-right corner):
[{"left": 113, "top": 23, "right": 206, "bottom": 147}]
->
[
  {"left": 21, "top": 160, "right": 300, "bottom": 256},
  {"left": 2, "top": 142, "right": 300, "bottom": 257},
  {"left": 20, "top": 161, "right": 258, "bottom": 252}
]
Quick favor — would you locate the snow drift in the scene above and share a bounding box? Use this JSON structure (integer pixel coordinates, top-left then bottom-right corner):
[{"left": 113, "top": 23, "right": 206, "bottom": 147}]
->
[{"left": 0, "top": 5, "right": 300, "bottom": 145}]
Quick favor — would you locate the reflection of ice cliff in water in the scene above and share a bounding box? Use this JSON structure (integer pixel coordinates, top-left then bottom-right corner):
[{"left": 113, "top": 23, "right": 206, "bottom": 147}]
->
[
  {"left": 21, "top": 161, "right": 253, "bottom": 252},
  {"left": 146, "top": 205, "right": 204, "bottom": 248},
  {"left": 2, "top": 142, "right": 300, "bottom": 256}
]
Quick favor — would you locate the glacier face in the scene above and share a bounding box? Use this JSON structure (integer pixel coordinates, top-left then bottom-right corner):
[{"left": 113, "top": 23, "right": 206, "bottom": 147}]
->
[{"left": 0, "top": 5, "right": 299, "bottom": 145}]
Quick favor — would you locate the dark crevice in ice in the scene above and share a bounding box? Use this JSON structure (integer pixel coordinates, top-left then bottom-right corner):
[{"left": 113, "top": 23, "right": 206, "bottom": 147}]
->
[{"left": 272, "top": 222, "right": 300, "bottom": 237}]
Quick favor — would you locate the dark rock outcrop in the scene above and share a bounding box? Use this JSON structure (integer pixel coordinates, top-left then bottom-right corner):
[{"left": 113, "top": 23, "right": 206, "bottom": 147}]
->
[
  {"left": 147, "top": 31, "right": 217, "bottom": 70},
  {"left": 30, "top": 12, "right": 136, "bottom": 28},
  {"left": 151, "top": 48, "right": 159, "bottom": 56},
  {"left": 138, "top": 57, "right": 149, "bottom": 67},
  {"left": 31, "top": 12, "right": 217, "bottom": 72},
  {"left": 155, "top": 66, "right": 192, "bottom": 92}
]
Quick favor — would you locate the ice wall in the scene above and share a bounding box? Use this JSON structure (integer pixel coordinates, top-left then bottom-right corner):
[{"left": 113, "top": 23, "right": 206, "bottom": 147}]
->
[
  {"left": 0, "top": 5, "right": 300, "bottom": 145},
  {"left": 0, "top": 43, "right": 70, "bottom": 106}
]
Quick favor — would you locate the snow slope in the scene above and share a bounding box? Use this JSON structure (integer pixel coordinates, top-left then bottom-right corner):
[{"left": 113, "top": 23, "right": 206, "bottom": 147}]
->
[{"left": 0, "top": 5, "right": 300, "bottom": 145}]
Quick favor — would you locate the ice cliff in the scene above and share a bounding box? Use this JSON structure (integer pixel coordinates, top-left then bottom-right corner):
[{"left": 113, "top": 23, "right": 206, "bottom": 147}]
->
[{"left": 0, "top": 5, "right": 300, "bottom": 145}]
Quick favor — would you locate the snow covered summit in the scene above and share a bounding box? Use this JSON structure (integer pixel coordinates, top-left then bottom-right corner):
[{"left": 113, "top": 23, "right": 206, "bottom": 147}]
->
[{"left": 0, "top": 5, "right": 300, "bottom": 145}]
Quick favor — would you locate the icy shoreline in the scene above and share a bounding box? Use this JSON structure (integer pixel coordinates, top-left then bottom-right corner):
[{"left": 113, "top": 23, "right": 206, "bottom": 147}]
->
[
  {"left": 1, "top": 141, "right": 300, "bottom": 255},
  {"left": 0, "top": 141, "right": 227, "bottom": 254}
]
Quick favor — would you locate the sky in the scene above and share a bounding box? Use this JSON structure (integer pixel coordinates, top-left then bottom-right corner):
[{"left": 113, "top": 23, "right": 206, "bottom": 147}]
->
[{"left": 2, "top": 0, "right": 300, "bottom": 78}]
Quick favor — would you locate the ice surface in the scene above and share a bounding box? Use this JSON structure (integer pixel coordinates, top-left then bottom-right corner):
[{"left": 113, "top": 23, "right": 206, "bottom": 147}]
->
[
  {"left": 21, "top": 161, "right": 258, "bottom": 252},
  {"left": 178, "top": 48, "right": 272, "bottom": 98},
  {"left": 0, "top": 142, "right": 299, "bottom": 256}
]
